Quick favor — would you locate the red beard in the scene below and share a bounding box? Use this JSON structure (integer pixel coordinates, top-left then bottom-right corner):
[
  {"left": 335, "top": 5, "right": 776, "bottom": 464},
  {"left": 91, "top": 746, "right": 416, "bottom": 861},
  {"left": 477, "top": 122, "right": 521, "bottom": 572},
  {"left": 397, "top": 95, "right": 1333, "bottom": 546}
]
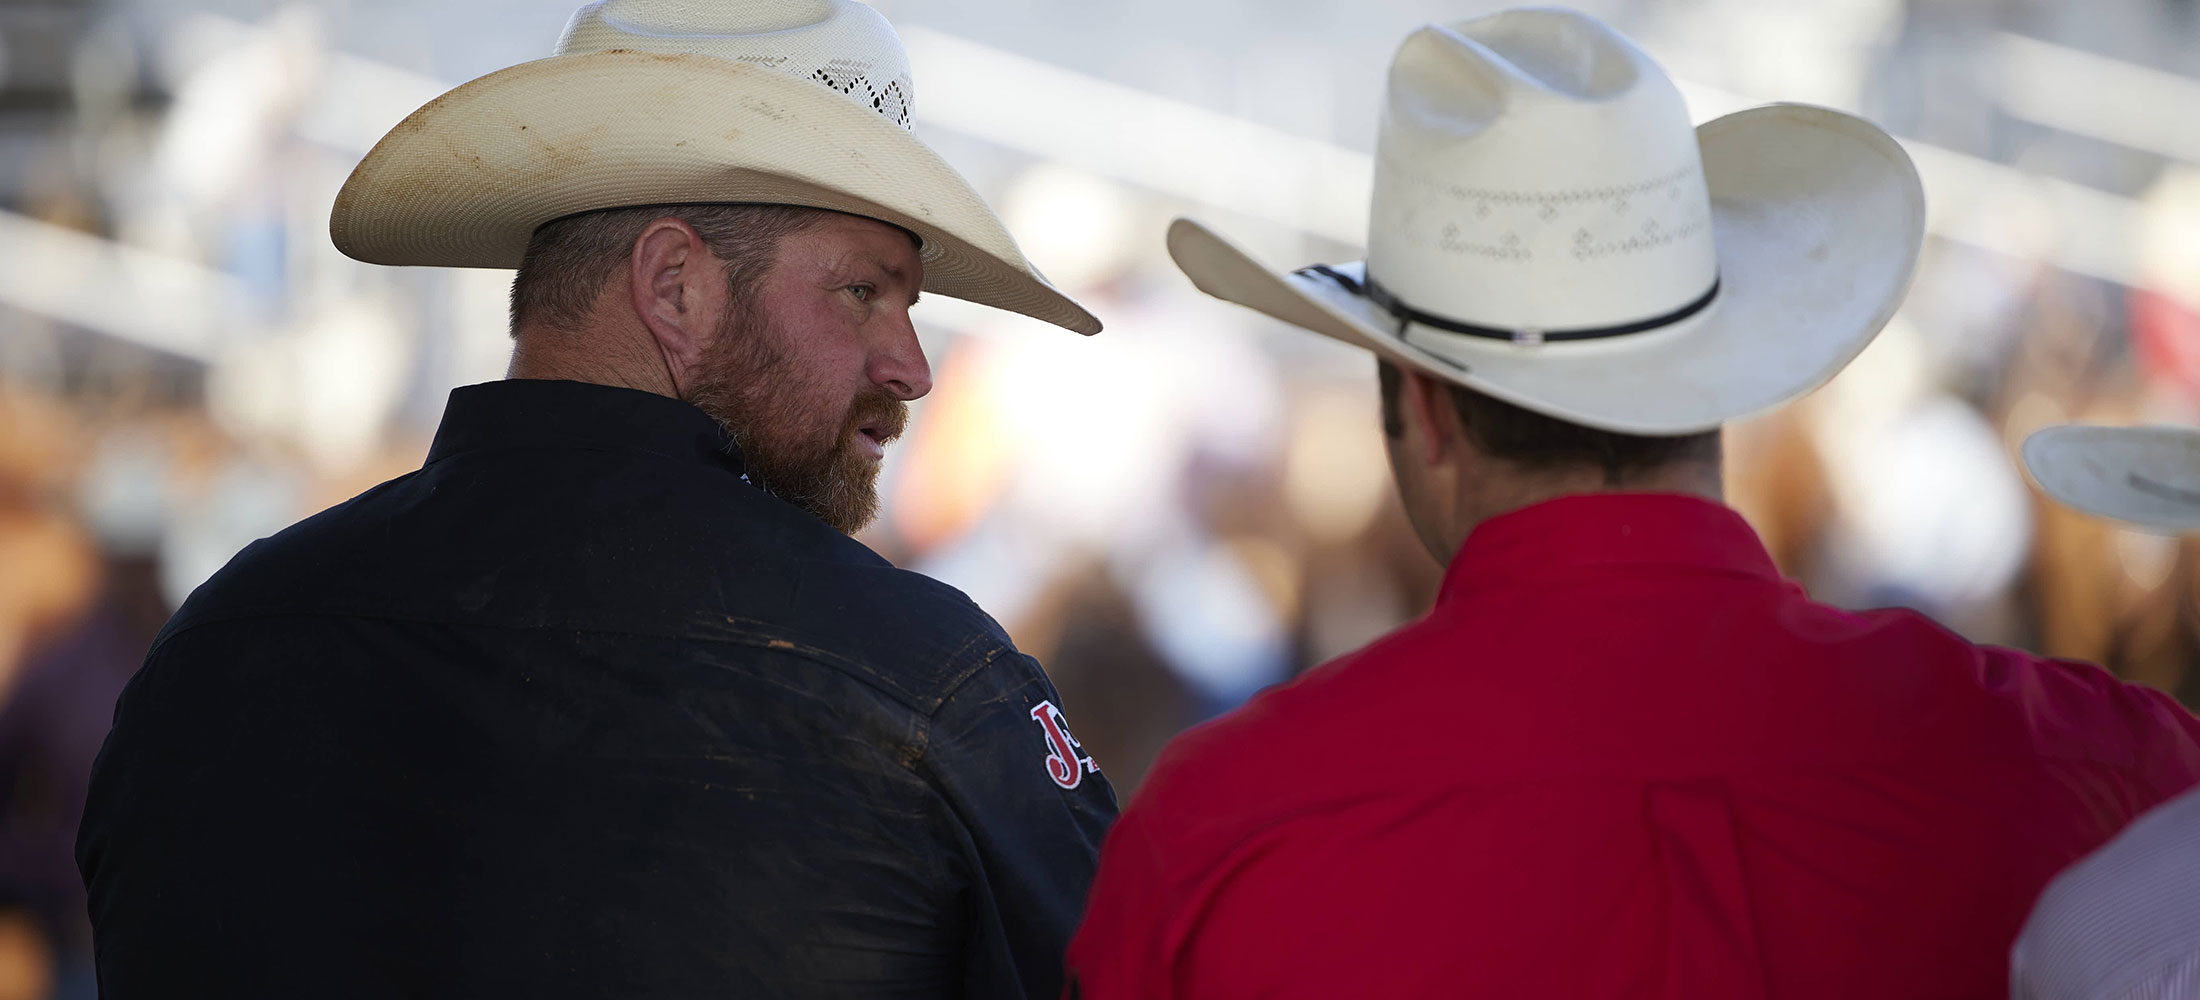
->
[{"left": 684, "top": 303, "right": 908, "bottom": 535}]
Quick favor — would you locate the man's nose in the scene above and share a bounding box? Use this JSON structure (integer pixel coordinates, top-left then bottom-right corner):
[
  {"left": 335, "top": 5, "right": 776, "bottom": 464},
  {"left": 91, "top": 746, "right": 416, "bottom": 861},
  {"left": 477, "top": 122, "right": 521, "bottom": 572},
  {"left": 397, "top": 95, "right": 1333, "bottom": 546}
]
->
[{"left": 869, "top": 312, "right": 932, "bottom": 401}]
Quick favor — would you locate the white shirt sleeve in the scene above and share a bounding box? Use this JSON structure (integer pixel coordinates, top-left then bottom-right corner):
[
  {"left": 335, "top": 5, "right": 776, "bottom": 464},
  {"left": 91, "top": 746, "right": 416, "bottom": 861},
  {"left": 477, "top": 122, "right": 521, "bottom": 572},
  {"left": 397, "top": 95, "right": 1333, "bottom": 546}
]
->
[{"left": 2012, "top": 786, "right": 2200, "bottom": 1000}]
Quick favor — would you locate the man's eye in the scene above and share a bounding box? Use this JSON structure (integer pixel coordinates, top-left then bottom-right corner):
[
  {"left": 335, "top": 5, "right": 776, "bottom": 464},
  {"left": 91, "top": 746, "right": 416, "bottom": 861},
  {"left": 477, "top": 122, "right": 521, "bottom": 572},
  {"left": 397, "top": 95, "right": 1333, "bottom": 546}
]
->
[{"left": 847, "top": 284, "right": 874, "bottom": 302}]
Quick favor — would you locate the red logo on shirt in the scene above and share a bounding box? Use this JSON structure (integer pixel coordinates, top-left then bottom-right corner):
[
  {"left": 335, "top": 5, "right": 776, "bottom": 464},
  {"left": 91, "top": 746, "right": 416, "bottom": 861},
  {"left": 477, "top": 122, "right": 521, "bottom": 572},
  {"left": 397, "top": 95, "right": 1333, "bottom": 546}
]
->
[{"left": 1031, "top": 701, "right": 1099, "bottom": 790}]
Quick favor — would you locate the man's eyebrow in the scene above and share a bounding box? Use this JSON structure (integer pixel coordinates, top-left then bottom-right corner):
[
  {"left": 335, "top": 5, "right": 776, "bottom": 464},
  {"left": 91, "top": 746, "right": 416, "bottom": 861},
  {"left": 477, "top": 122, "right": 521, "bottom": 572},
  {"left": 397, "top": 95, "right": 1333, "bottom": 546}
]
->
[
  {"left": 853, "top": 251, "right": 905, "bottom": 282},
  {"left": 854, "top": 251, "right": 921, "bottom": 306}
]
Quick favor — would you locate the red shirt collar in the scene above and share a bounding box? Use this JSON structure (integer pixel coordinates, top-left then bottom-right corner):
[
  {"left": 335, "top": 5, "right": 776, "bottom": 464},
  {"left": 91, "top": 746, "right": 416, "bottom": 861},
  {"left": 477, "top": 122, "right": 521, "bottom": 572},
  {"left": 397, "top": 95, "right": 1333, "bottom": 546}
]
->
[{"left": 1438, "top": 493, "right": 1782, "bottom": 606}]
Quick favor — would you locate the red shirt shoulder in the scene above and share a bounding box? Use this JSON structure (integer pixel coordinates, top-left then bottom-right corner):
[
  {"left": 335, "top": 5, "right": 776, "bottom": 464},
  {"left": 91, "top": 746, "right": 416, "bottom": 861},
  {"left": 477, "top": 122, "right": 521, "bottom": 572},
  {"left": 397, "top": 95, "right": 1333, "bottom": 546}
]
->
[
  {"left": 1063, "top": 634, "right": 1403, "bottom": 1000},
  {"left": 1128, "top": 613, "right": 1449, "bottom": 833}
]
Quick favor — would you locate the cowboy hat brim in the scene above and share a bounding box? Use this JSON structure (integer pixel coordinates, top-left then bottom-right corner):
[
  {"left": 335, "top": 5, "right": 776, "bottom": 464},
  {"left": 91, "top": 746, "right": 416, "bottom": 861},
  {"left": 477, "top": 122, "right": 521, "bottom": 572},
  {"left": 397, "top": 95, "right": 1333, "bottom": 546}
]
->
[
  {"left": 331, "top": 50, "right": 1100, "bottom": 336},
  {"left": 1166, "top": 103, "right": 1924, "bottom": 434},
  {"left": 2022, "top": 425, "right": 2200, "bottom": 534}
]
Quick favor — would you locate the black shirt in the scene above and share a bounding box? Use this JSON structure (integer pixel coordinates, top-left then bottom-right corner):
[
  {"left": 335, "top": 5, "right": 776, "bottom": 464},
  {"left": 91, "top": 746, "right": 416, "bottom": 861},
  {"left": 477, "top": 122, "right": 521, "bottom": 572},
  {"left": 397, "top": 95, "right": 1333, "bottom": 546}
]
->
[{"left": 76, "top": 379, "right": 1118, "bottom": 998}]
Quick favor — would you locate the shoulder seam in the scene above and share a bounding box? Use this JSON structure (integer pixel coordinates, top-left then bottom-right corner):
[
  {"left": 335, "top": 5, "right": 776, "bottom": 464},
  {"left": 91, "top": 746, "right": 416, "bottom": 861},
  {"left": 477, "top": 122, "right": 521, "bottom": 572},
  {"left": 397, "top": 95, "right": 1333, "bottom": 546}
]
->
[{"left": 897, "top": 636, "right": 1022, "bottom": 776}]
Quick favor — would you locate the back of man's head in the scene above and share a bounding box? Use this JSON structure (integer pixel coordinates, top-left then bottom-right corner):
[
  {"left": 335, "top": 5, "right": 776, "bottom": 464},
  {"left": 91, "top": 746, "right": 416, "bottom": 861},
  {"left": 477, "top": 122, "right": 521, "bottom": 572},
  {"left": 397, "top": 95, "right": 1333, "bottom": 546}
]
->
[{"left": 1376, "top": 359, "right": 1720, "bottom": 486}]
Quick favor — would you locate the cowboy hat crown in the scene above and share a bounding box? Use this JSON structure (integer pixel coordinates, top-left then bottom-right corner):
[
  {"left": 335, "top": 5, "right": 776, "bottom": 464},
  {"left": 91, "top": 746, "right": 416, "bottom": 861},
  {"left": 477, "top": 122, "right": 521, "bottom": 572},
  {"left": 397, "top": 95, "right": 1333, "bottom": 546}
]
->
[
  {"left": 1370, "top": 11, "right": 1719, "bottom": 336},
  {"left": 331, "top": 0, "right": 1100, "bottom": 335},
  {"left": 557, "top": 0, "right": 914, "bottom": 129}
]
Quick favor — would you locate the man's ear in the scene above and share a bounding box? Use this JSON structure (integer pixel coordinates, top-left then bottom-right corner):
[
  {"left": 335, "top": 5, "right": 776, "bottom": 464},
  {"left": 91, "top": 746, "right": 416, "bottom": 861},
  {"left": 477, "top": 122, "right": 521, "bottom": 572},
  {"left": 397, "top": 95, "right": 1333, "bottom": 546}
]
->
[
  {"left": 1400, "top": 367, "right": 1463, "bottom": 467},
  {"left": 628, "top": 218, "right": 727, "bottom": 394}
]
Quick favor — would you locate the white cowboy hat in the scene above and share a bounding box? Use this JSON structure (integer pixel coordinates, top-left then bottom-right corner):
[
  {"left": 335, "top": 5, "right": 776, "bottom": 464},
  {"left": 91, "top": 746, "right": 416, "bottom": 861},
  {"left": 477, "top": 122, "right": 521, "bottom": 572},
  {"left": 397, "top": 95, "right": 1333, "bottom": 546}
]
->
[
  {"left": 329, "top": 0, "right": 1099, "bottom": 336},
  {"left": 2022, "top": 425, "right": 2200, "bottom": 534},
  {"left": 1168, "top": 8, "right": 1925, "bottom": 434}
]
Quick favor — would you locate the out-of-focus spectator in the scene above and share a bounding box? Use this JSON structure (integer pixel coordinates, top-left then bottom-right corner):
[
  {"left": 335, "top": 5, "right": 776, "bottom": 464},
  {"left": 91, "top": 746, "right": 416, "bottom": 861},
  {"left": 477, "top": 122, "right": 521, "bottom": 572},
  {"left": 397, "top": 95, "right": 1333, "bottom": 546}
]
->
[
  {"left": 2012, "top": 424, "right": 2200, "bottom": 1000},
  {"left": 0, "top": 556, "right": 163, "bottom": 1000},
  {"left": 1015, "top": 567, "right": 1193, "bottom": 793},
  {"left": 0, "top": 388, "right": 118, "bottom": 1000}
]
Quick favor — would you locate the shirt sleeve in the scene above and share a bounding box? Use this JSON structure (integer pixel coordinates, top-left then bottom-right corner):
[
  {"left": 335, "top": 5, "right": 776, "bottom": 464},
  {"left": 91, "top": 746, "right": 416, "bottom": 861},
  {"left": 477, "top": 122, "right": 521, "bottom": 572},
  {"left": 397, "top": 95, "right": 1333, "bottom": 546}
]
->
[
  {"left": 2118, "top": 676, "right": 2200, "bottom": 797},
  {"left": 2010, "top": 787, "right": 2200, "bottom": 1000},
  {"left": 2104, "top": 956, "right": 2200, "bottom": 1000},
  {"left": 1063, "top": 801, "right": 1175, "bottom": 1000},
  {"left": 917, "top": 648, "right": 1119, "bottom": 1000}
]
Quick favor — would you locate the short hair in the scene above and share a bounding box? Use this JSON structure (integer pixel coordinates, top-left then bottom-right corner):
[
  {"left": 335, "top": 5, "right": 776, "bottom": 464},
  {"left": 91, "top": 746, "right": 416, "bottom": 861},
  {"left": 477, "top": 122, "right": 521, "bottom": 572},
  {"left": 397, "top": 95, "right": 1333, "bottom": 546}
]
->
[
  {"left": 508, "top": 203, "right": 833, "bottom": 334},
  {"left": 1376, "top": 359, "right": 1720, "bottom": 484}
]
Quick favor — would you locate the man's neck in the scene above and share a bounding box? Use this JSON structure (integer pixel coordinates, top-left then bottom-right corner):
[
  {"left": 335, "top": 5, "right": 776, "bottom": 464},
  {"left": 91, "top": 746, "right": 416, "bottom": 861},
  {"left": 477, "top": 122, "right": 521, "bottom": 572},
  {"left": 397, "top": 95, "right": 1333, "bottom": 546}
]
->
[
  {"left": 1438, "top": 460, "right": 1725, "bottom": 562},
  {"left": 506, "top": 323, "right": 679, "bottom": 398}
]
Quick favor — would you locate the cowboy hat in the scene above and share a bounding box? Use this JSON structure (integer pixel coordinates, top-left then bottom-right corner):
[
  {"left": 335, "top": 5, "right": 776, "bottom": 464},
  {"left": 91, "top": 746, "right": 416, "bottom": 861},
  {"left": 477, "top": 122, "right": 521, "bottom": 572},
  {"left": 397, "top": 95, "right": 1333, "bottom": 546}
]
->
[
  {"left": 1167, "top": 7, "right": 1924, "bottom": 434},
  {"left": 2022, "top": 425, "right": 2200, "bottom": 534},
  {"left": 329, "top": 0, "right": 1099, "bottom": 336}
]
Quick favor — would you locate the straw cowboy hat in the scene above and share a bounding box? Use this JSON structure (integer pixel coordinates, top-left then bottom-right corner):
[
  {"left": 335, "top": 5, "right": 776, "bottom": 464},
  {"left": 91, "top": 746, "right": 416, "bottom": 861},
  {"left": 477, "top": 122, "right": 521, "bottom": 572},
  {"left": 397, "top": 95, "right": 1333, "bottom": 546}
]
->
[
  {"left": 1167, "top": 7, "right": 1925, "bottom": 433},
  {"left": 330, "top": 0, "right": 1099, "bottom": 336},
  {"left": 2023, "top": 425, "right": 2200, "bottom": 534}
]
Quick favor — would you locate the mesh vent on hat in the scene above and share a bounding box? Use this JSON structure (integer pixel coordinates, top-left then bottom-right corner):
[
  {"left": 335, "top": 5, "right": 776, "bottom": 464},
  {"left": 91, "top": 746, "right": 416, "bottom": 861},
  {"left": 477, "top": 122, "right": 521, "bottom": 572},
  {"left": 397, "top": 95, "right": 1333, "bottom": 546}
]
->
[
  {"left": 558, "top": 0, "right": 917, "bottom": 130},
  {"left": 809, "top": 59, "right": 911, "bottom": 127}
]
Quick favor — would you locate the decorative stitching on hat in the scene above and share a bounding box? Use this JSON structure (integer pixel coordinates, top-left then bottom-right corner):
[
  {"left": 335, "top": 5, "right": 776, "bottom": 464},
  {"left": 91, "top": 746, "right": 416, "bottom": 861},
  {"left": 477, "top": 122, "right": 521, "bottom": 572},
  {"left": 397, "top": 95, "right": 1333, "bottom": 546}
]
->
[
  {"left": 1436, "top": 224, "right": 1532, "bottom": 260},
  {"left": 1384, "top": 159, "right": 1709, "bottom": 264},
  {"left": 1571, "top": 217, "right": 1707, "bottom": 260},
  {"left": 1389, "top": 162, "right": 1699, "bottom": 208}
]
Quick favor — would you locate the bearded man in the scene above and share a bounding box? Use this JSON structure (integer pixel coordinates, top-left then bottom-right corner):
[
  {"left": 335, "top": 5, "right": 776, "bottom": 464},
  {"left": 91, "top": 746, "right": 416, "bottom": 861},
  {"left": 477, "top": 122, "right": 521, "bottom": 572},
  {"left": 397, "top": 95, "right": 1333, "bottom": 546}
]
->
[{"left": 74, "top": 3, "right": 1115, "bottom": 998}]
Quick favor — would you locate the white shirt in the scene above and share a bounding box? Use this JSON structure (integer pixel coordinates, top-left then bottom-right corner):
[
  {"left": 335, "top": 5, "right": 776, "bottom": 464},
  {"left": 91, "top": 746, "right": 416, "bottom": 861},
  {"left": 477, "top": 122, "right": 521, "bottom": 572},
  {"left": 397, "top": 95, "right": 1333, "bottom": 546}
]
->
[{"left": 2012, "top": 785, "right": 2200, "bottom": 1000}]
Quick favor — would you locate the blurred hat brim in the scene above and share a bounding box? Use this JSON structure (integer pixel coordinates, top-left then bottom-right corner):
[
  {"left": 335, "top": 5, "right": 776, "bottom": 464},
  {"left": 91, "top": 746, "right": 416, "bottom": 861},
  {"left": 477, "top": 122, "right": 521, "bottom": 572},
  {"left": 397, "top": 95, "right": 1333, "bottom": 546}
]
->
[{"left": 2022, "top": 425, "right": 2200, "bottom": 534}]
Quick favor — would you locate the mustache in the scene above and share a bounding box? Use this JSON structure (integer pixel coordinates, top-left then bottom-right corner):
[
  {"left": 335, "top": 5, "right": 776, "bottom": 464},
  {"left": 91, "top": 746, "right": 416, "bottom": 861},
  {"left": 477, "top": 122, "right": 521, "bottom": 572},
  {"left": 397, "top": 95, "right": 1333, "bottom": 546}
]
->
[{"left": 845, "top": 389, "right": 909, "bottom": 445}]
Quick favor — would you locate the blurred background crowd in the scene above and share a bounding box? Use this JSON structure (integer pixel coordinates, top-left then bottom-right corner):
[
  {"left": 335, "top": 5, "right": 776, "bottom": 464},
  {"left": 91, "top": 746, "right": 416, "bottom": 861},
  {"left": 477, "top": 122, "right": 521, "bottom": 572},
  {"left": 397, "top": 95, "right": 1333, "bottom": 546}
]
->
[{"left": 3, "top": 0, "right": 2200, "bottom": 994}]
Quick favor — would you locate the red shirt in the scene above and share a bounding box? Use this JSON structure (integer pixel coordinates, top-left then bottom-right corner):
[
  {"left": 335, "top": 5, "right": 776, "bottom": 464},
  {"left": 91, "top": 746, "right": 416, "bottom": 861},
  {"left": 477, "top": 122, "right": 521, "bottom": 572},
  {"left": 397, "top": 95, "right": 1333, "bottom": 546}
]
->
[{"left": 1066, "top": 494, "right": 2200, "bottom": 999}]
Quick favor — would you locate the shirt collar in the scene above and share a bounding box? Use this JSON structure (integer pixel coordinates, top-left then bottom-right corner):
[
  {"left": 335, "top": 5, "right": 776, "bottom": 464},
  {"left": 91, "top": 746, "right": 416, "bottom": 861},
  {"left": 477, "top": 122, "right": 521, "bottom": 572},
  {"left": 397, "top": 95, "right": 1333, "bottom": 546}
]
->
[
  {"left": 425, "top": 379, "right": 747, "bottom": 477},
  {"left": 1438, "top": 493, "right": 1781, "bottom": 605}
]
